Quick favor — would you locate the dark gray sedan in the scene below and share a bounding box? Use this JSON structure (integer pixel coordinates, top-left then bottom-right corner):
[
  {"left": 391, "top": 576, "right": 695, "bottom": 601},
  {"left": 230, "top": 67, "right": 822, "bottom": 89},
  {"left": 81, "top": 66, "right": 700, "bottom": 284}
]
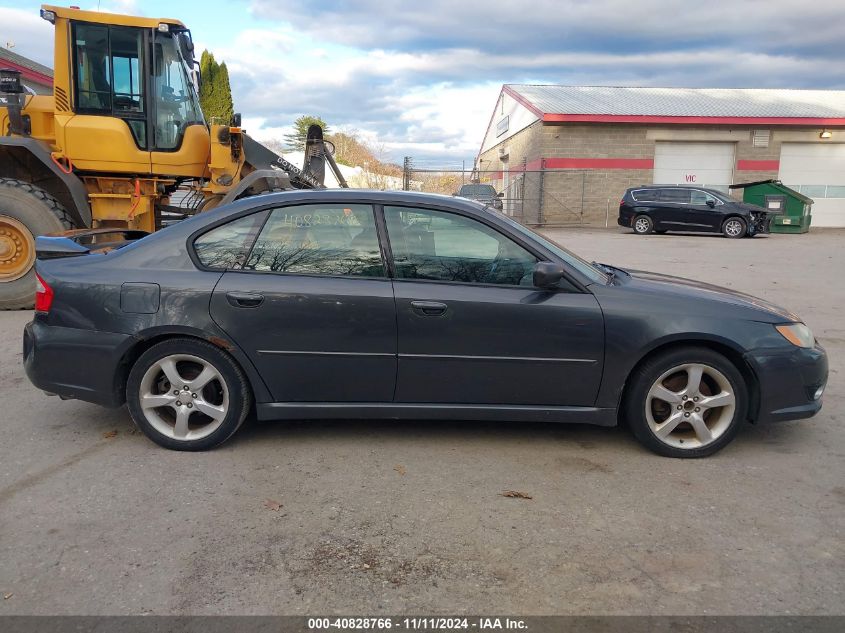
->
[{"left": 23, "top": 191, "right": 827, "bottom": 457}]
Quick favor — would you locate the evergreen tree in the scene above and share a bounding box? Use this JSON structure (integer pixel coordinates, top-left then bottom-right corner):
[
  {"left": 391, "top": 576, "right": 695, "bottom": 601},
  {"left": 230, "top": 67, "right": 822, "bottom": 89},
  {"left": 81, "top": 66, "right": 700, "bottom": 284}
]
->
[
  {"left": 284, "top": 115, "right": 329, "bottom": 151},
  {"left": 198, "top": 50, "right": 234, "bottom": 124},
  {"left": 215, "top": 62, "right": 234, "bottom": 123}
]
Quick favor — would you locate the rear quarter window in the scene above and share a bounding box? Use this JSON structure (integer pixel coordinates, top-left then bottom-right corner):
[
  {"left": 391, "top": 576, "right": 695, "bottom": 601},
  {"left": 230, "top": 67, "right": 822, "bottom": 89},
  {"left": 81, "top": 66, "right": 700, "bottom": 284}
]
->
[{"left": 631, "top": 189, "right": 660, "bottom": 202}]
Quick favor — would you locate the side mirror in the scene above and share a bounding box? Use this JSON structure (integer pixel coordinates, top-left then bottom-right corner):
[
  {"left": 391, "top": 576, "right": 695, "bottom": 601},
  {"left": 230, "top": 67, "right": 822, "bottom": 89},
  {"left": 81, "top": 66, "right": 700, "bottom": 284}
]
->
[
  {"left": 706, "top": 199, "right": 716, "bottom": 208},
  {"left": 497, "top": 191, "right": 504, "bottom": 197},
  {"left": 533, "top": 261, "right": 566, "bottom": 289}
]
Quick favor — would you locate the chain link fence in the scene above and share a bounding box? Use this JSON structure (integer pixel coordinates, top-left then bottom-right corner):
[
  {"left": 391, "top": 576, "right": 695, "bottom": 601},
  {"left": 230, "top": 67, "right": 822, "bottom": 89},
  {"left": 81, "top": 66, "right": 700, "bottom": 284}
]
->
[{"left": 401, "top": 160, "right": 617, "bottom": 227}]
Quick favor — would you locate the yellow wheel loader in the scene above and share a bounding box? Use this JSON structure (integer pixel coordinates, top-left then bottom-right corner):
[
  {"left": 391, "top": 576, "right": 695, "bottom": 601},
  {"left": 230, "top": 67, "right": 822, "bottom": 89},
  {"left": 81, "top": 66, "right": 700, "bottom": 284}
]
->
[{"left": 0, "top": 4, "right": 347, "bottom": 309}]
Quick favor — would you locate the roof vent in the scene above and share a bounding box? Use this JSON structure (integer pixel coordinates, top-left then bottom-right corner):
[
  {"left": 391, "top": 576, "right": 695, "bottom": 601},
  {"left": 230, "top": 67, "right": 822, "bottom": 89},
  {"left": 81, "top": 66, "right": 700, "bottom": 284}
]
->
[{"left": 752, "top": 130, "right": 770, "bottom": 148}]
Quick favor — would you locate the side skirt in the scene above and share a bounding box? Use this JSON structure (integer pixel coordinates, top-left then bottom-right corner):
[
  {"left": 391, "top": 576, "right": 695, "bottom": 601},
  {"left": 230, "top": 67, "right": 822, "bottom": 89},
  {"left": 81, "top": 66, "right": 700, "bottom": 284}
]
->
[{"left": 256, "top": 403, "right": 618, "bottom": 426}]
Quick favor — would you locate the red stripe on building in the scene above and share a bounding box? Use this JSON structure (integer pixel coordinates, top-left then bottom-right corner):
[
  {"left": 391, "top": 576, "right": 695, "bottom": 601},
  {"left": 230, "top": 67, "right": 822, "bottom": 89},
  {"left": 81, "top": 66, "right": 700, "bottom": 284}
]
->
[
  {"left": 0, "top": 59, "right": 53, "bottom": 87},
  {"left": 541, "top": 113, "right": 845, "bottom": 126},
  {"left": 544, "top": 157, "right": 654, "bottom": 170},
  {"left": 737, "top": 159, "right": 780, "bottom": 171}
]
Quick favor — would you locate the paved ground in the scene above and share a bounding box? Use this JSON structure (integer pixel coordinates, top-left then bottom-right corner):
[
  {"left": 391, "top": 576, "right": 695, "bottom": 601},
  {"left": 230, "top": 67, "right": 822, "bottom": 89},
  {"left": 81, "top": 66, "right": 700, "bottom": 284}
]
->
[{"left": 0, "top": 228, "right": 842, "bottom": 615}]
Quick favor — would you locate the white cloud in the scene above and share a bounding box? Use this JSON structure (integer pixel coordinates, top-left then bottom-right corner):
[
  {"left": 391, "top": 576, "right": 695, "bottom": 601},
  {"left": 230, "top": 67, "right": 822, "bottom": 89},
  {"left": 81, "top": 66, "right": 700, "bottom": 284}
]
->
[
  {"left": 0, "top": 8, "right": 54, "bottom": 66},
  {"left": 2, "top": 0, "right": 843, "bottom": 165}
]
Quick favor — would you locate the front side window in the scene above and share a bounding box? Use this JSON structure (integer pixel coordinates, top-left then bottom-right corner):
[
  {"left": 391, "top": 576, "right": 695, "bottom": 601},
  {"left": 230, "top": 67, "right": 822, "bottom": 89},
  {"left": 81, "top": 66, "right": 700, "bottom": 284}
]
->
[
  {"left": 194, "top": 212, "right": 267, "bottom": 270},
  {"left": 244, "top": 204, "right": 385, "bottom": 277},
  {"left": 384, "top": 206, "right": 537, "bottom": 286},
  {"left": 153, "top": 31, "right": 204, "bottom": 150},
  {"left": 690, "top": 190, "right": 719, "bottom": 206}
]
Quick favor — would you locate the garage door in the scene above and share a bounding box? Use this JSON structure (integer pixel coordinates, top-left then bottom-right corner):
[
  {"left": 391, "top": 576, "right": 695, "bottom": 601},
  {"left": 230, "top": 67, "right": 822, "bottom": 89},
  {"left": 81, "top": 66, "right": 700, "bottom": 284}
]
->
[
  {"left": 779, "top": 143, "right": 845, "bottom": 227},
  {"left": 653, "top": 142, "right": 735, "bottom": 192}
]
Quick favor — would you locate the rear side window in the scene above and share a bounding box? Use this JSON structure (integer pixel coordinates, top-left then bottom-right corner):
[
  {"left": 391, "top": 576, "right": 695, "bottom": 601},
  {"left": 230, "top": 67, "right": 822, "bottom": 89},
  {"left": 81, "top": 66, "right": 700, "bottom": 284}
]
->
[
  {"left": 660, "top": 188, "right": 691, "bottom": 203},
  {"left": 631, "top": 189, "right": 660, "bottom": 202},
  {"left": 243, "top": 204, "right": 385, "bottom": 277},
  {"left": 193, "top": 212, "right": 267, "bottom": 270}
]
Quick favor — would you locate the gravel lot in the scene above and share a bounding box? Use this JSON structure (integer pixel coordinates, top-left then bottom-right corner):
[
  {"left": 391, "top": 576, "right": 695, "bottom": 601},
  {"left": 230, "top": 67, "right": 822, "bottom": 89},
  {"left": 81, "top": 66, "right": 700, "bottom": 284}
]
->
[{"left": 0, "top": 227, "right": 842, "bottom": 615}]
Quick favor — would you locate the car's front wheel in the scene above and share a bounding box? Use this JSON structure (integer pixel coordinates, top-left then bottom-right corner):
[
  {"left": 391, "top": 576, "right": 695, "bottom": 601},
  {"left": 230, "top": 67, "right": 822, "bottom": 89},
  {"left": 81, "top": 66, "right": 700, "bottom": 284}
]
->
[
  {"left": 722, "top": 217, "right": 746, "bottom": 239},
  {"left": 633, "top": 215, "right": 653, "bottom": 235},
  {"left": 623, "top": 347, "right": 748, "bottom": 458},
  {"left": 126, "top": 338, "right": 252, "bottom": 451}
]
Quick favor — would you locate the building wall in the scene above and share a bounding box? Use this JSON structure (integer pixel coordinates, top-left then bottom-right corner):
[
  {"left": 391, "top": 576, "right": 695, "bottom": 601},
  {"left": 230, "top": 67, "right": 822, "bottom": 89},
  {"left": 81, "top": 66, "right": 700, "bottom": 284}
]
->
[{"left": 479, "top": 122, "right": 843, "bottom": 226}]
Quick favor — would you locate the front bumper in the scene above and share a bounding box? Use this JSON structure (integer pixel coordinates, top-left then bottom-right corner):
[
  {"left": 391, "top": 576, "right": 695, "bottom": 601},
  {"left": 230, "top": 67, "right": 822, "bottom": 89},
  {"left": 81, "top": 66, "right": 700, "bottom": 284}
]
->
[
  {"left": 747, "top": 214, "right": 773, "bottom": 236},
  {"left": 23, "top": 318, "right": 134, "bottom": 408},
  {"left": 744, "top": 343, "right": 828, "bottom": 423}
]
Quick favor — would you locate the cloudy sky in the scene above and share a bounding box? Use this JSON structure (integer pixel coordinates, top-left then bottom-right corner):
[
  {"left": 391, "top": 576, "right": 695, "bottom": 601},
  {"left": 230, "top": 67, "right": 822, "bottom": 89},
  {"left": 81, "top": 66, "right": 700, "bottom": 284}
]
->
[{"left": 2, "top": 0, "right": 844, "bottom": 166}]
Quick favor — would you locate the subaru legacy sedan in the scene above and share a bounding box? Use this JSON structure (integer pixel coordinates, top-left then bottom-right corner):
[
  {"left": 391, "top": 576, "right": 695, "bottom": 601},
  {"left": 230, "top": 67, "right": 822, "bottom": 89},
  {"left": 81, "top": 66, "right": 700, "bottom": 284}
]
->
[{"left": 24, "top": 190, "right": 826, "bottom": 457}]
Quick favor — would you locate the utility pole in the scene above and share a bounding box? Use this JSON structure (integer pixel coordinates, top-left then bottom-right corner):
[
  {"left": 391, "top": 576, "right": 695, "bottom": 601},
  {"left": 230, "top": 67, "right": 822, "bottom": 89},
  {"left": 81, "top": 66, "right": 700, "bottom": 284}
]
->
[{"left": 402, "top": 156, "right": 411, "bottom": 191}]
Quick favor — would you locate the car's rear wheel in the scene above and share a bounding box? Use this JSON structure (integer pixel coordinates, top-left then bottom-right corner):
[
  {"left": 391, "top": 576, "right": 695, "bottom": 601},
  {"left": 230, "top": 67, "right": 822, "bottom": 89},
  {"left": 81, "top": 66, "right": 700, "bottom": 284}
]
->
[
  {"left": 126, "top": 338, "right": 252, "bottom": 451},
  {"left": 633, "top": 215, "right": 653, "bottom": 235},
  {"left": 623, "top": 347, "right": 748, "bottom": 458},
  {"left": 722, "top": 217, "right": 746, "bottom": 239}
]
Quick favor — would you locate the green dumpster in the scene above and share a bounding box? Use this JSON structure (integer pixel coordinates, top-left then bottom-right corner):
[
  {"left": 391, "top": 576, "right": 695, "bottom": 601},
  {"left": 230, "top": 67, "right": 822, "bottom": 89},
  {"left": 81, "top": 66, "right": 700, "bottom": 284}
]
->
[{"left": 729, "top": 179, "right": 813, "bottom": 234}]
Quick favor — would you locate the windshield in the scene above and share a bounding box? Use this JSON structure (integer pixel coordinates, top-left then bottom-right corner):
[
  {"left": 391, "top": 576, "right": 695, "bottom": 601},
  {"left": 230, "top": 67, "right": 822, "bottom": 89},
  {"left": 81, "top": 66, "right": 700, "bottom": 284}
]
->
[
  {"left": 495, "top": 214, "right": 609, "bottom": 283},
  {"left": 460, "top": 184, "right": 497, "bottom": 197},
  {"left": 153, "top": 31, "right": 204, "bottom": 150}
]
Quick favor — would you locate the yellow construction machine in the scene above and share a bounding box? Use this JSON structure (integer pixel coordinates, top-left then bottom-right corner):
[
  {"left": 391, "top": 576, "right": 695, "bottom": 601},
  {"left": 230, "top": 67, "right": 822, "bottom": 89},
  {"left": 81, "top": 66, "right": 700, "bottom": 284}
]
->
[{"left": 0, "top": 4, "right": 346, "bottom": 309}]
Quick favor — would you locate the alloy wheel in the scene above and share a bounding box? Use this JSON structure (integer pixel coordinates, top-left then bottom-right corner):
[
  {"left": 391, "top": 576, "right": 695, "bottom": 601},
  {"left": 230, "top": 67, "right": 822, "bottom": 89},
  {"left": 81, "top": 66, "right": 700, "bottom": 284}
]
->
[
  {"left": 724, "top": 219, "right": 744, "bottom": 237},
  {"left": 138, "top": 354, "right": 229, "bottom": 441},
  {"left": 645, "top": 363, "right": 736, "bottom": 449},
  {"left": 634, "top": 217, "right": 651, "bottom": 233}
]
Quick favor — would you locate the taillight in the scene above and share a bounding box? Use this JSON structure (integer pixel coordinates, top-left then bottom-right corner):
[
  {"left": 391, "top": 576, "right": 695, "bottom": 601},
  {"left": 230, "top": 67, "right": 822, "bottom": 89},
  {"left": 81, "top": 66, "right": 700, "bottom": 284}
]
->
[{"left": 35, "top": 272, "right": 54, "bottom": 313}]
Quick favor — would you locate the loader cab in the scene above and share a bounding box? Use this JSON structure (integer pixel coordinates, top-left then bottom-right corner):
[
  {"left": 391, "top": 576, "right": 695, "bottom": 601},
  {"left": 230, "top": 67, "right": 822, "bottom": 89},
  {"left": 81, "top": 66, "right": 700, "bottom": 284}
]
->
[
  {"left": 71, "top": 21, "right": 204, "bottom": 151},
  {"left": 42, "top": 5, "right": 210, "bottom": 177}
]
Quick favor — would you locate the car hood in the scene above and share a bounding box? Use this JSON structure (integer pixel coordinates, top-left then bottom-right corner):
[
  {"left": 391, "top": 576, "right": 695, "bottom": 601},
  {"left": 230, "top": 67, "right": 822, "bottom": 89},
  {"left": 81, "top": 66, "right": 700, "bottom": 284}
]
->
[
  {"left": 736, "top": 202, "right": 770, "bottom": 214},
  {"left": 619, "top": 268, "right": 800, "bottom": 322}
]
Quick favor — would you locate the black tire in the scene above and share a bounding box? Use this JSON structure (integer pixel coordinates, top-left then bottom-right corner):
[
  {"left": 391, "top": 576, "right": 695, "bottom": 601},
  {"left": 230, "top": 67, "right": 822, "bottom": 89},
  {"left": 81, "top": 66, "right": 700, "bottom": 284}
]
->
[
  {"left": 632, "top": 215, "right": 654, "bottom": 235},
  {"left": 0, "top": 178, "right": 76, "bottom": 310},
  {"left": 722, "top": 216, "right": 746, "bottom": 239},
  {"left": 126, "top": 338, "right": 252, "bottom": 451},
  {"left": 623, "top": 346, "right": 748, "bottom": 458}
]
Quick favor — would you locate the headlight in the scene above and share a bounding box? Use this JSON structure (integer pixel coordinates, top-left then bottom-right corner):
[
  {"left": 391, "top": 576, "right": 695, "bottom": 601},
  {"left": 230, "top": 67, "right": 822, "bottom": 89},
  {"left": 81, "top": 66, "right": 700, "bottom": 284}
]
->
[{"left": 775, "top": 323, "right": 815, "bottom": 348}]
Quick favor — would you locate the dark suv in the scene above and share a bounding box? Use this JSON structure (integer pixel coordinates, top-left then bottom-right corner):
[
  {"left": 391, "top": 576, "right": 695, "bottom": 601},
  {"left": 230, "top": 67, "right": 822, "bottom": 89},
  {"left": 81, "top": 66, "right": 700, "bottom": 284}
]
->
[
  {"left": 618, "top": 186, "right": 776, "bottom": 238},
  {"left": 455, "top": 183, "right": 503, "bottom": 210}
]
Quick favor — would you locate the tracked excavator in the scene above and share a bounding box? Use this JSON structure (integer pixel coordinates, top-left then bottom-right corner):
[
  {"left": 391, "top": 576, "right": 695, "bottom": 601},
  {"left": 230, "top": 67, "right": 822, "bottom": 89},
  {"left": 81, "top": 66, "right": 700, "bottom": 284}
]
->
[{"left": 0, "top": 4, "right": 348, "bottom": 309}]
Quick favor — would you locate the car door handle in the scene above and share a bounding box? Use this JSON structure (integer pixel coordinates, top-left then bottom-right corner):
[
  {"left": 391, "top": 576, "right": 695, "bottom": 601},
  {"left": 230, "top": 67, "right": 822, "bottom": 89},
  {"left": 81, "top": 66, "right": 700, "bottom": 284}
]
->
[
  {"left": 226, "top": 291, "right": 264, "bottom": 308},
  {"left": 410, "top": 300, "right": 448, "bottom": 316}
]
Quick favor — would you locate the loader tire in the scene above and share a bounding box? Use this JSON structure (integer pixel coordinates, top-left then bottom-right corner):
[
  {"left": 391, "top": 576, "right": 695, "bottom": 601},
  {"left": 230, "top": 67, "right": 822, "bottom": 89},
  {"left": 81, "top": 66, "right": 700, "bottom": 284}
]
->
[{"left": 0, "top": 178, "right": 76, "bottom": 310}]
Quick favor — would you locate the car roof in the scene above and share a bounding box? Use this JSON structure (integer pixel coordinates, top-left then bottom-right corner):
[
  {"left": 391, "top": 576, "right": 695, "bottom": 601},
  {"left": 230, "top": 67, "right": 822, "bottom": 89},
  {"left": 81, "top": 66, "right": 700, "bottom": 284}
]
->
[
  {"left": 628, "top": 185, "right": 727, "bottom": 196},
  {"left": 166, "top": 188, "right": 499, "bottom": 236},
  {"left": 204, "top": 188, "right": 491, "bottom": 218}
]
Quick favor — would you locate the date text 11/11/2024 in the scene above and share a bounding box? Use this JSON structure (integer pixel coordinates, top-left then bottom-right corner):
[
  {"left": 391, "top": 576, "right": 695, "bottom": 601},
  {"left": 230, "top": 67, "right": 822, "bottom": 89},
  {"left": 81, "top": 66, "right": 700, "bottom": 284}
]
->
[{"left": 307, "top": 617, "right": 528, "bottom": 630}]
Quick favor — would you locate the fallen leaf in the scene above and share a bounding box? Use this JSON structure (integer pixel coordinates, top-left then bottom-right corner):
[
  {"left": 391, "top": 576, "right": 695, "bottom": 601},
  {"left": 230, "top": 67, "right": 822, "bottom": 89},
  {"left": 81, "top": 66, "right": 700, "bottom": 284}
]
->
[
  {"left": 263, "top": 499, "right": 283, "bottom": 511},
  {"left": 500, "top": 490, "right": 533, "bottom": 500},
  {"left": 3, "top": 593, "right": 12, "bottom": 600},
  {"left": 393, "top": 464, "right": 406, "bottom": 476},
  {"left": 102, "top": 430, "right": 118, "bottom": 439}
]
